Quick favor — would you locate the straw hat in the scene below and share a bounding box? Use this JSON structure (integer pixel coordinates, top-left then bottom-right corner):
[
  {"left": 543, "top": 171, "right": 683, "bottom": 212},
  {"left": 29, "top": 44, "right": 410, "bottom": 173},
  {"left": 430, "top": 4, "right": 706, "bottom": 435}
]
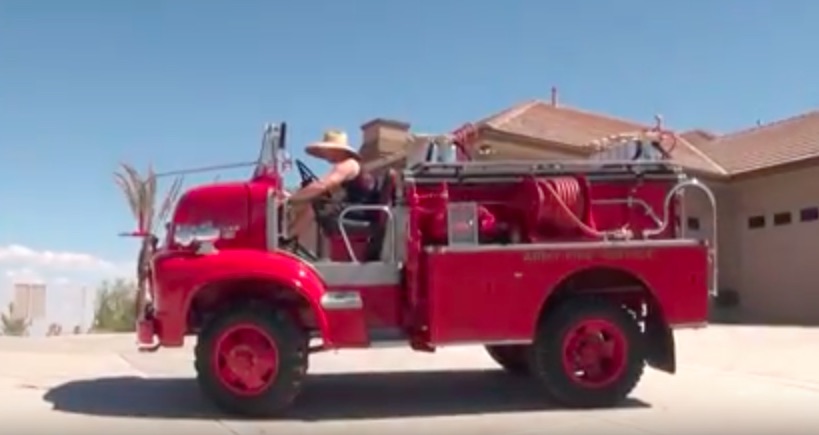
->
[{"left": 305, "top": 129, "right": 361, "bottom": 161}]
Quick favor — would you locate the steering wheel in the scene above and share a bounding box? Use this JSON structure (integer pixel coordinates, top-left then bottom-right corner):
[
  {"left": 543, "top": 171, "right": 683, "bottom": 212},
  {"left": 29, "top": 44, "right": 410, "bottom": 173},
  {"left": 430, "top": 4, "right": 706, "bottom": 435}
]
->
[
  {"left": 294, "top": 159, "right": 333, "bottom": 202},
  {"left": 281, "top": 159, "right": 330, "bottom": 258},
  {"left": 296, "top": 159, "right": 319, "bottom": 187},
  {"left": 293, "top": 158, "right": 335, "bottom": 231}
]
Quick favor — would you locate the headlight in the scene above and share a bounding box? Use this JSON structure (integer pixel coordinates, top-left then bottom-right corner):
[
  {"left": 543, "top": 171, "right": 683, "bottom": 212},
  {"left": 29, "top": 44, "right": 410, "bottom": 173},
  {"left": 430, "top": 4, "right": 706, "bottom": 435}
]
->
[{"left": 173, "top": 222, "right": 221, "bottom": 247}]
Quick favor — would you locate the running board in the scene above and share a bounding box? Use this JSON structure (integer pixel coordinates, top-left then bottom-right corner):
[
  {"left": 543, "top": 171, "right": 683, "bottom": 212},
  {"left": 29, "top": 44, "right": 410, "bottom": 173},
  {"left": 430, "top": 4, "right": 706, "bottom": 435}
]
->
[
  {"left": 308, "top": 327, "right": 407, "bottom": 352},
  {"left": 369, "top": 327, "right": 406, "bottom": 341}
]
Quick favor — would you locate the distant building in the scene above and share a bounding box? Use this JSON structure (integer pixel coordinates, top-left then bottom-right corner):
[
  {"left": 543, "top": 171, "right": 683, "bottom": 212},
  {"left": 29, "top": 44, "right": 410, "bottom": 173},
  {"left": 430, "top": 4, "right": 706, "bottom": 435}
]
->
[{"left": 11, "top": 282, "right": 46, "bottom": 321}]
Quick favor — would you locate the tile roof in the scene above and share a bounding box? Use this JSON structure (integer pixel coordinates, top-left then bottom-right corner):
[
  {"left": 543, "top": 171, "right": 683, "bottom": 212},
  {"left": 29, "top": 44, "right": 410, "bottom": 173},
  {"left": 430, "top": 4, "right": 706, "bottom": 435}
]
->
[
  {"left": 666, "top": 138, "right": 727, "bottom": 175},
  {"left": 479, "top": 100, "right": 726, "bottom": 175},
  {"left": 361, "top": 101, "right": 819, "bottom": 178},
  {"left": 680, "top": 129, "right": 718, "bottom": 146},
  {"left": 692, "top": 111, "right": 819, "bottom": 175},
  {"left": 479, "top": 100, "right": 646, "bottom": 146}
]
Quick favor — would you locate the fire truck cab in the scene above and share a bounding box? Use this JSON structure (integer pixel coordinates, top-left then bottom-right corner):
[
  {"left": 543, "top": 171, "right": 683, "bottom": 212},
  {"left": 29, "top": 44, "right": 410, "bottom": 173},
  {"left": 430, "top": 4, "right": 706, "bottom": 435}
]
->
[{"left": 137, "top": 122, "right": 717, "bottom": 417}]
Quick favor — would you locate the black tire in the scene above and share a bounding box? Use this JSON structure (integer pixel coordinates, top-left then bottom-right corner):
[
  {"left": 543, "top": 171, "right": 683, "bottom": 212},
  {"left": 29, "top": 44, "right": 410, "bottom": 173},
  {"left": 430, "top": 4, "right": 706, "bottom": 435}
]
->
[
  {"left": 194, "top": 304, "right": 308, "bottom": 418},
  {"left": 530, "top": 297, "right": 644, "bottom": 408},
  {"left": 485, "top": 344, "right": 531, "bottom": 375}
]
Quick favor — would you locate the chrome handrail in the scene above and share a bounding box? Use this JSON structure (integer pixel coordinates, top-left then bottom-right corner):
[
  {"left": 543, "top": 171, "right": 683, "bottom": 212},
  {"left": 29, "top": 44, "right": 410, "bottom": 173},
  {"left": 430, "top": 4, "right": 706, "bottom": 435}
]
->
[
  {"left": 265, "top": 188, "right": 281, "bottom": 251},
  {"left": 643, "top": 178, "right": 719, "bottom": 297},
  {"left": 274, "top": 196, "right": 397, "bottom": 264},
  {"left": 279, "top": 195, "right": 289, "bottom": 241},
  {"left": 338, "top": 205, "right": 396, "bottom": 263}
]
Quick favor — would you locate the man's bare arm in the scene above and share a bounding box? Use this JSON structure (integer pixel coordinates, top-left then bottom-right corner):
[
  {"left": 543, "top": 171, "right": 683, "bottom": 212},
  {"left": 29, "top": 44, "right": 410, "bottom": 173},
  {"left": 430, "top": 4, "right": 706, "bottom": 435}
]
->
[{"left": 289, "top": 160, "right": 359, "bottom": 203}]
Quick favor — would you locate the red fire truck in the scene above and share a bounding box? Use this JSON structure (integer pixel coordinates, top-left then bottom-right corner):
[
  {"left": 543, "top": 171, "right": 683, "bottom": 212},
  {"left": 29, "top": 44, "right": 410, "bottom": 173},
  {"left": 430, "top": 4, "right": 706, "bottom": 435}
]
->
[{"left": 135, "top": 122, "right": 716, "bottom": 417}]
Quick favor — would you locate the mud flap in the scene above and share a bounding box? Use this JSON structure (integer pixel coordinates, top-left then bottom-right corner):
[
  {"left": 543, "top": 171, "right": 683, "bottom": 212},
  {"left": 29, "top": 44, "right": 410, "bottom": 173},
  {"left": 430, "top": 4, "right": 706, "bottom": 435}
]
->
[{"left": 644, "top": 312, "right": 675, "bottom": 374}]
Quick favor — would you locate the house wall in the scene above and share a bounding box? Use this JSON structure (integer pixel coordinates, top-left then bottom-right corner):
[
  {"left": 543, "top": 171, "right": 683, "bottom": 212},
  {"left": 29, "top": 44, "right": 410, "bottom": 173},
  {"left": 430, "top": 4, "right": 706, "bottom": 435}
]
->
[
  {"left": 683, "top": 164, "right": 819, "bottom": 324},
  {"left": 730, "top": 165, "right": 819, "bottom": 324},
  {"left": 682, "top": 182, "right": 740, "bottom": 294}
]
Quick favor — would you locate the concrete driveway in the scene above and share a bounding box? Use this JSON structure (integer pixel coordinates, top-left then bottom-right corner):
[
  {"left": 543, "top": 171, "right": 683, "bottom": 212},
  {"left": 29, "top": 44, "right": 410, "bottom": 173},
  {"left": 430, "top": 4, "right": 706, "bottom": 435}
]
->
[{"left": 1, "top": 326, "right": 819, "bottom": 434}]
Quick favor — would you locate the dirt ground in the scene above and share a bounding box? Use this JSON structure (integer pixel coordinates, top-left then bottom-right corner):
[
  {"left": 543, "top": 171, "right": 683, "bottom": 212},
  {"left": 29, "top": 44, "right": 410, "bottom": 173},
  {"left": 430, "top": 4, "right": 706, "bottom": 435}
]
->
[{"left": 1, "top": 325, "right": 818, "bottom": 434}]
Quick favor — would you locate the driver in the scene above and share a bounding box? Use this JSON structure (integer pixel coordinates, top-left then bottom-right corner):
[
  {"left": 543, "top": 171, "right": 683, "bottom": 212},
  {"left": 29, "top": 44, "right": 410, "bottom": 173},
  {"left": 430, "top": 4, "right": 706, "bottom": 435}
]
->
[{"left": 286, "top": 129, "right": 375, "bottom": 250}]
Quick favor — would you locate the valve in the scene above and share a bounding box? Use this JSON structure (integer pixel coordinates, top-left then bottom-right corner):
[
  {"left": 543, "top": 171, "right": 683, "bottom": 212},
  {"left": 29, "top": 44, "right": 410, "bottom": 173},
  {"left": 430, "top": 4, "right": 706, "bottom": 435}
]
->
[
  {"left": 640, "top": 115, "right": 677, "bottom": 158},
  {"left": 450, "top": 123, "right": 480, "bottom": 147}
]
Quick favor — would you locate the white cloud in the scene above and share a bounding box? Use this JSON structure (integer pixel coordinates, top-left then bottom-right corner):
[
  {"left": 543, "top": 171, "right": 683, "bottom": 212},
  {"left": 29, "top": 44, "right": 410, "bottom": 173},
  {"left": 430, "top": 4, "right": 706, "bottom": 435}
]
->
[
  {"left": 4, "top": 267, "right": 44, "bottom": 283},
  {"left": 0, "top": 244, "right": 115, "bottom": 271},
  {"left": 0, "top": 243, "right": 132, "bottom": 294}
]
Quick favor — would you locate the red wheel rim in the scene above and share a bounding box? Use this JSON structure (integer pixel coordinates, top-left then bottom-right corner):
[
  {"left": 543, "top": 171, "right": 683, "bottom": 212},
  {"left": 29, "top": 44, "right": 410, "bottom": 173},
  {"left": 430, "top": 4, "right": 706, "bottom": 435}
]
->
[
  {"left": 212, "top": 323, "right": 280, "bottom": 396},
  {"left": 560, "top": 318, "right": 628, "bottom": 388}
]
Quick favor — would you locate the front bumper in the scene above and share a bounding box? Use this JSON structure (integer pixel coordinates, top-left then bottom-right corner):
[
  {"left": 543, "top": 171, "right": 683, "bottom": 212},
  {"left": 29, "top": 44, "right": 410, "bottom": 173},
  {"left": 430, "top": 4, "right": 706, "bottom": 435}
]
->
[{"left": 136, "top": 303, "right": 161, "bottom": 352}]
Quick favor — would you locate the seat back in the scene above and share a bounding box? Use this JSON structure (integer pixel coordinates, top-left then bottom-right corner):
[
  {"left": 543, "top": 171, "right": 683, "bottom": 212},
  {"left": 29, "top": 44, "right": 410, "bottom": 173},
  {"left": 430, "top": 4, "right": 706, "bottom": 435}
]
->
[{"left": 364, "top": 169, "right": 398, "bottom": 261}]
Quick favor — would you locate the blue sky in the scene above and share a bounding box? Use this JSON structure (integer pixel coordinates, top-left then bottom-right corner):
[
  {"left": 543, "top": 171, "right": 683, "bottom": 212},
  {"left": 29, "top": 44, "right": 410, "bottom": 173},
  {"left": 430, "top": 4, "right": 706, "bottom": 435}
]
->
[{"left": 2, "top": 0, "right": 819, "bottom": 311}]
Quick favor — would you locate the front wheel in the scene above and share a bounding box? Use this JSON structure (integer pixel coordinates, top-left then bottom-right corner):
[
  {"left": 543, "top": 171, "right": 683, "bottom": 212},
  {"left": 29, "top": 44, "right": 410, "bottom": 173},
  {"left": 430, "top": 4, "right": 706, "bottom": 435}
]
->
[
  {"left": 530, "top": 297, "right": 644, "bottom": 408},
  {"left": 194, "top": 305, "right": 308, "bottom": 418}
]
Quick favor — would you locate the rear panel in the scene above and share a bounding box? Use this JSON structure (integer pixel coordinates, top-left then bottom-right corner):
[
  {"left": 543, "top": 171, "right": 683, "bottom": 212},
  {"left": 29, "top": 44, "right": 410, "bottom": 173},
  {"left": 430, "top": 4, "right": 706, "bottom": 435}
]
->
[{"left": 422, "top": 241, "right": 709, "bottom": 345}]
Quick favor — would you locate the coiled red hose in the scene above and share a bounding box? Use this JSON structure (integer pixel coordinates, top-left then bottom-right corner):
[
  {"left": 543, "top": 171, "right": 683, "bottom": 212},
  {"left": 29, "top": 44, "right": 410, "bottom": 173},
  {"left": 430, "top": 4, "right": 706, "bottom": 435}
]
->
[{"left": 538, "top": 177, "right": 586, "bottom": 231}]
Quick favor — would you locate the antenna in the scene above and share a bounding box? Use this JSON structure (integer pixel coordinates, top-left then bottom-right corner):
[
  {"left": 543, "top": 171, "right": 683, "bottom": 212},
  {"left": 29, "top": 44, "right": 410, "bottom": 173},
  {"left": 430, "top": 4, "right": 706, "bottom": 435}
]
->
[
  {"left": 155, "top": 121, "right": 288, "bottom": 180},
  {"left": 153, "top": 161, "right": 257, "bottom": 179},
  {"left": 278, "top": 122, "right": 287, "bottom": 149}
]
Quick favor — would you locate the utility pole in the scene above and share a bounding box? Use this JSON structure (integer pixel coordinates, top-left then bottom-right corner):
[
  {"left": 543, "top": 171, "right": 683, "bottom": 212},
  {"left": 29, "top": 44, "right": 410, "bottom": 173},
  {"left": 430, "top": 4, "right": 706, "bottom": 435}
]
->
[{"left": 79, "top": 286, "right": 88, "bottom": 333}]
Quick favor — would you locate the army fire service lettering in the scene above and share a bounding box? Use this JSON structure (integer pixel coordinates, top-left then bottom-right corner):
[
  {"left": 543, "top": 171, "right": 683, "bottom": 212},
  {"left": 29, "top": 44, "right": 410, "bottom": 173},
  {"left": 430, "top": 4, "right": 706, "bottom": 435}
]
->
[{"left": 523, "top": 249, "right": 655, "bottom": 262}]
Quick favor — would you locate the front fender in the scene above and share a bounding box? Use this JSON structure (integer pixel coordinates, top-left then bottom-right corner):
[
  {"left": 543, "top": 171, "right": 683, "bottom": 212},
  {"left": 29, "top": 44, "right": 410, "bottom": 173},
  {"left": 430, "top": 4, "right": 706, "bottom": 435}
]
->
[{"left": 152, "top": 249, "right": 365, "bottom": 348}]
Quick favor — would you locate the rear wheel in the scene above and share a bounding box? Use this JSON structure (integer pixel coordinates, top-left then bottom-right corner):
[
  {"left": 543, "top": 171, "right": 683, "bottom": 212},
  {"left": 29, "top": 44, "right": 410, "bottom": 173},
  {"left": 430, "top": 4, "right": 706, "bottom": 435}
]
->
[
  {"left": 194, "top": 305, "right": 308, "bottom": 418},
  {"left": 485, "top": 344, "right": 531, "bottom": 375},
  {"left": 530, "top": 297, "right": 644, "bottom": 408}
]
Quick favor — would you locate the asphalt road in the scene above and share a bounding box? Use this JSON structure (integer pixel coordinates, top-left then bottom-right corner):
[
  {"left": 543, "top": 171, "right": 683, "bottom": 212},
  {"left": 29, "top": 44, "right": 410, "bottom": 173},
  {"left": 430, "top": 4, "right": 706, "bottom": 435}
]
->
[{"left": 1, "top": 326, "right": 818, "bottom": 434}]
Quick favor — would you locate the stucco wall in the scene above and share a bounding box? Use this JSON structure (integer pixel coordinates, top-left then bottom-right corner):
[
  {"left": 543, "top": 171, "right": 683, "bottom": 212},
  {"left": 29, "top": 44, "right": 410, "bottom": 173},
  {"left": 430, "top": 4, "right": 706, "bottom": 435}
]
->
[
  {"left": 682, "top": 181, "right": 739, "bottom": 294},
  {"left": 728, "top": 165, "right": 819, "bottom": 324}
]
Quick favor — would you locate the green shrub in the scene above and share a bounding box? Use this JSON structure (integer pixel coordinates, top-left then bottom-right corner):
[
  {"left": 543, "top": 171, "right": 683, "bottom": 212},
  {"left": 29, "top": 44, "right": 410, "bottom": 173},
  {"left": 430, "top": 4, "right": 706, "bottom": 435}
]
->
[
  {"left": 0, "top": 302, "right": 30, "bottom": 336},
  {"left": 92, "top": 279, "right": 138, "bottom": 332}
]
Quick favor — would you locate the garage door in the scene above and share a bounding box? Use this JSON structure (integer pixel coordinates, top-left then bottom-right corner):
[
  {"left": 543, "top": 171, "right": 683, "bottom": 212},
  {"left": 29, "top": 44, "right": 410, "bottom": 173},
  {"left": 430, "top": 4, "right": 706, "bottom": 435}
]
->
[{"left": 741, "top": 209, "right": 819, "bottom": 324}]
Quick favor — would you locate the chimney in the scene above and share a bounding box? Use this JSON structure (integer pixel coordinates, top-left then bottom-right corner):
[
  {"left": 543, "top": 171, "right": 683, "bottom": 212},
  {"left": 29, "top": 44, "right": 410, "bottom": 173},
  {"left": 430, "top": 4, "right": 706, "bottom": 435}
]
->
[
  {"left": 359, "top": 118, "right": 411, "bottom": 161},
  {"left": 550, "top": 86, "right": 559, "bottom": 107}
]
